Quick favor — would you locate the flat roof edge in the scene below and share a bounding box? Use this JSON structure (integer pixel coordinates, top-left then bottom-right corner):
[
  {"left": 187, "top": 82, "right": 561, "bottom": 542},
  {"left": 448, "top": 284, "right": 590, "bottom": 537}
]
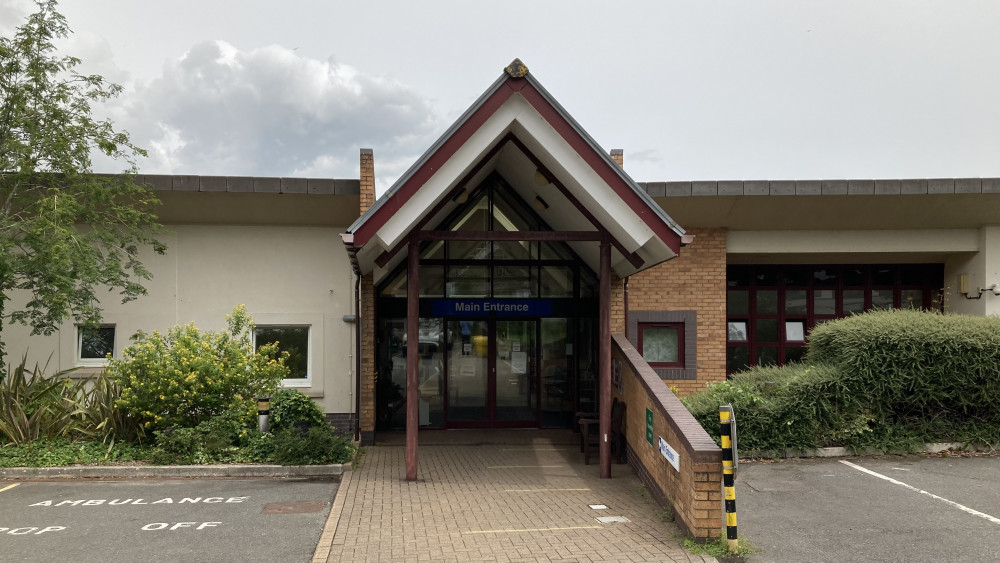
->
[
  {"left": 639, "top": 178, "right": 1000, "bottom": 197},
  {"left": 118, "top": 174, "right": 360, "bottom": 195}
]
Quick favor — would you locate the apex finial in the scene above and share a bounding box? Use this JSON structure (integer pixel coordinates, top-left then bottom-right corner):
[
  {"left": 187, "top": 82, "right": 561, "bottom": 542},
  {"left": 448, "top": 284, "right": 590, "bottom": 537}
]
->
[{"left": 505, "top": 58, "right": 528, "bottom": 78}]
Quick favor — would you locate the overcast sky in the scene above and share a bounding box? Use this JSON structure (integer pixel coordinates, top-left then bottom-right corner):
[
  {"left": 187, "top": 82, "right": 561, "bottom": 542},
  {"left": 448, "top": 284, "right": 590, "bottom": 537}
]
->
[{"left": 3, "top": 0, "right": 999, "bottom": 195}]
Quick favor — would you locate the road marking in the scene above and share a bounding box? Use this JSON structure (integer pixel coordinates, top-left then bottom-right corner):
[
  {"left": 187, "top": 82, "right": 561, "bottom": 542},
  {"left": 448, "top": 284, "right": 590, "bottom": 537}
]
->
[
  {"left": 487, "top": 465, "right": 566, "bottom": 469},
  {"left": 0, "top": 526, "right": 66, "bottom": 535},
  {"left": 0, "top": 484, "right": 19, "bottom": 493},
  {"left": 840, "top": 460, "right": 1000, "bottom": 526},
  {"left": 504, "top": 488, "right": 590, "bottom": 492},
  {"left": 463, "top": 525, "right": 602, "bottom": 535}
]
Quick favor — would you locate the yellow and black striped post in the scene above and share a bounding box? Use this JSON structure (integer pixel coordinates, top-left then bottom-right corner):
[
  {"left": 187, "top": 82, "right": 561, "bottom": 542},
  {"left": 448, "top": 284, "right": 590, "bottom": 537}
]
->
[{"left": 719, "top": 405, "right": 738, "bottom": 554}]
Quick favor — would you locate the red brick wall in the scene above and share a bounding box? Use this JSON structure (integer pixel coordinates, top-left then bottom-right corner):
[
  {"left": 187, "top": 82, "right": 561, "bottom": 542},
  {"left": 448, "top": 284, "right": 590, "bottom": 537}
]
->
[
  {"left": 613, "top": 334, "right": 722, "bottom": 539},
  {"left": 360, "top": 148, "right": 375, "bottom": 214},
  {"left": 359, "top": 273, "right": 376, "bottom": 445},
  {"left": 627, "top": 228, "right": 727, "bottom": 396},
  {"left": 359, "top": 149, "right": 377, "bottom": 444},
  {"left": 611, "top": 271, "right": 625, "bottom": 333}
]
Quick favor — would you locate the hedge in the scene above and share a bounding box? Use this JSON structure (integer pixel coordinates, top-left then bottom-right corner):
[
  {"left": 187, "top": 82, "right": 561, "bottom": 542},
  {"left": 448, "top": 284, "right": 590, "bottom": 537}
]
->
[
  {"left": 684, "top": 310, "right": 1000, "bottom": 452},
  {"left": 806, "top": 309, "right": 1000, "bottom": 425}
]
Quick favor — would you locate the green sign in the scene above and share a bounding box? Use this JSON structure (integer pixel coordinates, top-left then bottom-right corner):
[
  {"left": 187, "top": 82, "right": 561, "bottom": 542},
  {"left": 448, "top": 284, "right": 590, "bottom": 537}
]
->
[{"left": 646, "top": 407, "right": 655, "bottom": 446}]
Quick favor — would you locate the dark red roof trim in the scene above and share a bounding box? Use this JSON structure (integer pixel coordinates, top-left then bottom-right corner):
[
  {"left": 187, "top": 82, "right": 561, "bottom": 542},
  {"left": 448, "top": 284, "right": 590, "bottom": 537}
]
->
[{"left": 351, "top": 74, "right": 682, "bottom": 256}]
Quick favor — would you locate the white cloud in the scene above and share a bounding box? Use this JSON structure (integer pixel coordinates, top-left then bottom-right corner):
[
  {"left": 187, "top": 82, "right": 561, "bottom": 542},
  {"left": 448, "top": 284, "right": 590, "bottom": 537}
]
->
[
  {"left": 110, "top": 40, "right": 443, "bottom": 190},
  {"left": 0, "top": 0, "right": 30, "bottom": 37}
]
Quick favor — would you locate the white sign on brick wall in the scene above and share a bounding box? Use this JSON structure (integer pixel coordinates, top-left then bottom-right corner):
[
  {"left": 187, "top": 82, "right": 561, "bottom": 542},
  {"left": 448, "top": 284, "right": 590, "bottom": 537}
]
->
[{"left": 658, "top": 436, "right": 680, "bottom": 472}]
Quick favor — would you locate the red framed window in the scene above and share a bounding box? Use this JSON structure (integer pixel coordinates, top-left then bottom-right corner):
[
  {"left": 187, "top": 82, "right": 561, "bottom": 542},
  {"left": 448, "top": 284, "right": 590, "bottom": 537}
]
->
[
  {"left": 637, "top": 322, "right": 684, "bottom": 369},
  {"left": 726, "top": 264, "right": 943, "bottom": 376}
]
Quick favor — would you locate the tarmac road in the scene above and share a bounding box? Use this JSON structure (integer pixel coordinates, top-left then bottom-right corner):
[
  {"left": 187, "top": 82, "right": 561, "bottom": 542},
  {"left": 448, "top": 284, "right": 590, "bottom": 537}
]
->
[
  {"left": 0, "top": 477, "right": 338, "bottom": 563},
  {"left": 736, "top": 455, "right": 1000, "bottom": 563}
]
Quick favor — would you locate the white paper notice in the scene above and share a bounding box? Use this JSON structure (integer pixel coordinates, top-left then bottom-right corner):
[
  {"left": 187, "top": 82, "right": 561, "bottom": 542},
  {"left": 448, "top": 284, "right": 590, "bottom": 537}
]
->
[{"left": 511, "top": 351, "right": 527, "bottom": 374}]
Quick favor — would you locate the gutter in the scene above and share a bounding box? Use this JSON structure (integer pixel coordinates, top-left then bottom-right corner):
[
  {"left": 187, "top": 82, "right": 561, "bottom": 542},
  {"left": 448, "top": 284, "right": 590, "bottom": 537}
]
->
[
  {"left": 353, "top": 272, "right": 361, "bottom": 442},
  {"left": 342, "top": 233, "right": 363, "bottom": 442}
]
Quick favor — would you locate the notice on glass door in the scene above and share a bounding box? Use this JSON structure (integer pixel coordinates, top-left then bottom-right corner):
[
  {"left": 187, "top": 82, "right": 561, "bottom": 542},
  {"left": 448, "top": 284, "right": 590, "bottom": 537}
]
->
[{"left": 511, "top": 351, "right": 527, "bottom": 374}]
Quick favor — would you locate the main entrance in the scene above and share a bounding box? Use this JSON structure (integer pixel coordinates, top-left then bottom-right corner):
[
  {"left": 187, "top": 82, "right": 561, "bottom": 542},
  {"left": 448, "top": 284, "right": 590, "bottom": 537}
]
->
[
  {"left": 376, "top": 314, "right": 585, "bottom": 430},
  {"left": 374, "top": 173, "right": 600, "bottom": 431},
  {"left": 446, "top": 318, "right": 574, "bottom": 427}
]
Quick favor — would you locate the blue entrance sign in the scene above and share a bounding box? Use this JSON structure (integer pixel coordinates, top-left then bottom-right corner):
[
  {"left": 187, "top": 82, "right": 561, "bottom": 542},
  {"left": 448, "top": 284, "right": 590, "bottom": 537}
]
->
[{"left": 432, "top": 299, "right": 552, "bottom": 317}]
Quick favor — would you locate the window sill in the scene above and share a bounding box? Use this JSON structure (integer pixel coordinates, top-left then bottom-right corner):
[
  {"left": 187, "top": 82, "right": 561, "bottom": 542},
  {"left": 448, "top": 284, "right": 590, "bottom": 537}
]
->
[
  {"left": 280, "top": 381, "right": 321, "bottom": 398},
  {"left": 67, "top": 366, "right": 106, "bottom": 379}
]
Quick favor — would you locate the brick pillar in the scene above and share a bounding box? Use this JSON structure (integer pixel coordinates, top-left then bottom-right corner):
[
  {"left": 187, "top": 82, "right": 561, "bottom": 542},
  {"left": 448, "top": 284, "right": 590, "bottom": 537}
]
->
[
  {"left": 610, "top": 149, "right": 624, "bottom": 169},
  {"left": 358, "top": 148, "right": 377, "bottom": 445},
  {"left": 610, "top": 272, "right": 626, "bottom": 334},
  {"left": 360, "top": 148, "right": 375, "bottom": 214},
  {"left": 360, "top": 272, "right": 376, "bottom": 445},
  {"left": 607, "top": 150, "right": 626, "bottom": 337}
]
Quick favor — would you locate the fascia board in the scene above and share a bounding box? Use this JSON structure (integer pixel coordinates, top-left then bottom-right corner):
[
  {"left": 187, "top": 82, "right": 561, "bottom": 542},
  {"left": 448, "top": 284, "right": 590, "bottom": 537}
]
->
[
  {"left": 373, "top": 100, "right": 522, "bottom": 251},
  {"left": 509, "top": 107, "right": 653, "bottom": 253}
]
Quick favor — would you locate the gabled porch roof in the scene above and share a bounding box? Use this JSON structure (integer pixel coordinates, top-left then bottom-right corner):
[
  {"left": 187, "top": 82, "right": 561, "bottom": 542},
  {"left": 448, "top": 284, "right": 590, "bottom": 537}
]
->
[{"left": 343, "top": 59, "right": 686, "bottom": 281}]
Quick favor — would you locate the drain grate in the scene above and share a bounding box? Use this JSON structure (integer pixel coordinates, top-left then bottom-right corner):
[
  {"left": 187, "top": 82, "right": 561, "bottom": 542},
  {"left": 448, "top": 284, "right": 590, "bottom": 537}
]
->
[
  {"left": 596, "top": 516, "right": 630, "bottom": 524},
  {"left": 262, "top": 501, "right": 326, "bottom": 514}
]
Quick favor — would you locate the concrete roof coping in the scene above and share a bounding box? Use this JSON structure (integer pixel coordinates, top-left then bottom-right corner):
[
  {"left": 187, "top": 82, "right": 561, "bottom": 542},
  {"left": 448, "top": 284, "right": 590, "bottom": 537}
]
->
[
  {"left": 639, "top": 178, "right": 1000, "bottom": 197},
  {"left": 132, "top": 174, "right": 360, "bottom": 195}
]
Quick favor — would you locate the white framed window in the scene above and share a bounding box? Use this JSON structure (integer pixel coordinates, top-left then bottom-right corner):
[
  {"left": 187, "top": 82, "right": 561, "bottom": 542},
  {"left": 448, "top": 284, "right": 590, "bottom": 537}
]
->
[
  {"left": 254, "top": 325, "right": 311, "bottom": 385},
  {"left": 78, "top": 325, "right": 115, "bottom": 366},
  {"left": 785, "top": 321, "right": 806, "bottom": 342}
]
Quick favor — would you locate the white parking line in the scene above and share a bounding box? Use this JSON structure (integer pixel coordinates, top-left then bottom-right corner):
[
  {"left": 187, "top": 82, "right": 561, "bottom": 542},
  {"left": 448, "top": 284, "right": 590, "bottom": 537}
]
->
[{"left": 840, "top": 460, "right": 1000, "bottom": 526}]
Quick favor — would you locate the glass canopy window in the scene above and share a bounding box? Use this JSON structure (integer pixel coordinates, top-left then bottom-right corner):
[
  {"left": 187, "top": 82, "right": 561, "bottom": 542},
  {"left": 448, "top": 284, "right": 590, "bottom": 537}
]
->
[{"left": 378, "top": 174, "right": 598, "bottom": 298}]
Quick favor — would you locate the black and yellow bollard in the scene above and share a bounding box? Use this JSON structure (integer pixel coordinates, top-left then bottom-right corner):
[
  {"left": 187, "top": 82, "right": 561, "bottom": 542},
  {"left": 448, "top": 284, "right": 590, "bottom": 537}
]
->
[{"left": 719, "top": 405, "right": 738, "bottom": 554}]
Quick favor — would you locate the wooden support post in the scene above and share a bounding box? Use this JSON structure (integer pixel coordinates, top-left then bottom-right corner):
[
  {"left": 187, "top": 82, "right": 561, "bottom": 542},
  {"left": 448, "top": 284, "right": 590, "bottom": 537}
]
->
[
  {"left": 599, "top": 239, "right": 612, "bottom": 478},
  {"left": 405, "top": 239, "right": 419, "bottom": 482}
]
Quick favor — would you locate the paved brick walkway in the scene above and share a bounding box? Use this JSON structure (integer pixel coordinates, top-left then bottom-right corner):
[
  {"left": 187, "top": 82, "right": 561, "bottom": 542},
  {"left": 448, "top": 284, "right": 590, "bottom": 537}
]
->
[{"left": 315, "top": 431, "right": 715, "bottom": 562}]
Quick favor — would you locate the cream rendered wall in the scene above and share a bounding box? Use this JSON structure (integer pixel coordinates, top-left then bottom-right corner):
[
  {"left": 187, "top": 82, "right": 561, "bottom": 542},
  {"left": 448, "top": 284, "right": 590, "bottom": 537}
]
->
[
  {"left": 945, "top": 226, "right": 1000, "bottom": 317},
  {"left": 4, "top": 225, "right": 356, "bottom": 416},
  {"left": 727, "top": 229, "right": 979, "bottom": 255}
]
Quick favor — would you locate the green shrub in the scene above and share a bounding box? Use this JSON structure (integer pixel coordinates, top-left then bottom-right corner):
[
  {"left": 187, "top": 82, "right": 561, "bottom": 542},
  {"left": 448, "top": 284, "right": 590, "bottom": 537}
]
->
[
  {"left": 148, "top": 416, "right": 243, "bottom": 465},
  {"left": 0, "top": 356, "right": 86, "bottom": 444},
  {"left": 0, "top": 439, "right": 151, "bottom": 468},
  {"left": 269, "top": 389, "right": 326, "bottom": 432},
  {"left": 684, "top": 310, "right": 1000, "bottom": 452},
  {"left": 683, "top": 363, "right": 851, "bottom": 451},
  {"left": 271, "top": 425, "right": 354, "bottom": 465},
  {"left": 806, "top": 309, "right": 1000, "bottom": 424},
  {"left": 80, "top": 371, "right": 145, "bottom": 443},
  {"left": 107, "top": 305, "right": 288, "bottom": 435},
  {"left": 241, "top": 431, "right": 276, "bottom": 463}
]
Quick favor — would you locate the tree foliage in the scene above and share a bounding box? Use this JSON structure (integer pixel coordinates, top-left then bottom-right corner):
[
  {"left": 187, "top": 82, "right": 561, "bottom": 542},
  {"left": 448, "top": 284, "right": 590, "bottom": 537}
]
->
[{"left": 0, "top": 1, "right": 163, "bottom": 367}]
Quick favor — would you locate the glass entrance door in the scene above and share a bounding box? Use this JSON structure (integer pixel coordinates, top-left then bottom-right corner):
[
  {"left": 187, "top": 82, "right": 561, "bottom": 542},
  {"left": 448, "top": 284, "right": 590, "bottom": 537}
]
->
[
  {"left": 445, "top": 319, "right": 538, "bottom": 427},
  {"left": 494, "top": 320, "right": 536, "bottom": 425},
  {"left": 446, "top": 320, "right": 488, "bottom": 423}
]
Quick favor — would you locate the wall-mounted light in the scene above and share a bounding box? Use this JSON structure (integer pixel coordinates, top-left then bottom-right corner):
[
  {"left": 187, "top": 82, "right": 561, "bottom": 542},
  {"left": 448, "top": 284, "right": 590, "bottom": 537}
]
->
[
  {"left": 959, "top": 273, "right": 1000, "bottom": 299},
  {"left": 533, "top": 195, "right": 549, "bottom": 211},
  {"left": 533, "top": 170, "right": 550, "bottom": 186},
  {"left": 451, "top": 187, "right": 469, "bottom": 204}
]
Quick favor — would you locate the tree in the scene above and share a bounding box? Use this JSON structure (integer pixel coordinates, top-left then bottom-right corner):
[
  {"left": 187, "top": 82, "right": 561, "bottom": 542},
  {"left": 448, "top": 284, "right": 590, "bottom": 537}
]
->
[{"left": 0, "top": 1, "right": 164, "bottom": 370}]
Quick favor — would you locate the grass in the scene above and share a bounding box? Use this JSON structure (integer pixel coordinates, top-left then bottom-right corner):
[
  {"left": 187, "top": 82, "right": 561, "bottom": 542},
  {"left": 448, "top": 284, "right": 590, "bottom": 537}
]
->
[
  {"left": 351, "top": 446, "right": 367, "bottom": 469},
  {"left": 1, "top": 433, "right": 359, "bottom": 468},
  {"left": 0, "top": 439, "right": 153, "bottom": 468},
  {"left": 681, "top": 533, "right": 760, "bottom": 558}
]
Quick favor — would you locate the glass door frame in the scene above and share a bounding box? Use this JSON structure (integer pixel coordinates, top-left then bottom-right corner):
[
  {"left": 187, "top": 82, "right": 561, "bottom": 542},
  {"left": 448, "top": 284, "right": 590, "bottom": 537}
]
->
[{"left": 444, "top": 317, "right": 541, "bottom": 429}]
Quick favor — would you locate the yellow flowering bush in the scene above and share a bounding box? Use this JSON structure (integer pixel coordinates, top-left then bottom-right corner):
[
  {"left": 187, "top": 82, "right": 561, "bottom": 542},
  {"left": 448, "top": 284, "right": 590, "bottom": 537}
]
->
[{"left": 106, "top": 305, "right": 288, "bottom": 434}]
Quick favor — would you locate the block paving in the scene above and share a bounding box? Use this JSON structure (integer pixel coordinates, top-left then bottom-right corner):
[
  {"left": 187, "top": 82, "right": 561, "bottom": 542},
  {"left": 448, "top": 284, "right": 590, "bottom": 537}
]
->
[{"left": 316, "top": 431, "right": 716, "bottom": 562}]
